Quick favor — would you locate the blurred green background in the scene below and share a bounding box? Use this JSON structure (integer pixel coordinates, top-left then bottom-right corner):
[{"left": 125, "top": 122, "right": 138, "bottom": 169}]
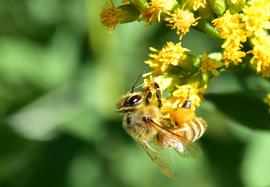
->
[{"left": 1, "top": 0, "right": 270, "bottom": 187}]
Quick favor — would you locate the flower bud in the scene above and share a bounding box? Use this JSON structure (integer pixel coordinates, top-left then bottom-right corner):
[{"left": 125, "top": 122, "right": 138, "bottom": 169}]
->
[
  {"left": 209, "top": 0, "right": 226, "bottom": 16},
  {"left": 226, "top": 0, "right": 246, "bottom": 13}
]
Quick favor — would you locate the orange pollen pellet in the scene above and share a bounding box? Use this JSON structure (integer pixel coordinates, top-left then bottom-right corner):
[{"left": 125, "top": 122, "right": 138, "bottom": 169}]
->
[{"left": 171, "top": 108, "right": 195, "bottom": 125}]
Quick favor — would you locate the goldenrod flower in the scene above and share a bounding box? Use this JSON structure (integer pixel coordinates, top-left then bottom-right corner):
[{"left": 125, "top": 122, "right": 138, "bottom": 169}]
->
[
  {"left": 145, "top": 42, "right": 190, "bottom": 73},
  {"left": 242, "top": 0, "right": 270, "bottom": 36},
  {"left": 212, "top": 11, "right": 247, "bottom": 67},
  {"left": 154, "top": 75, "right": 174, "bottom": 91},
  {"left": 140, "top": 0, "right": 176, "bottom": 23},
  {"left": 172, "top": 83, "right": 204, "bottom": 110},
  {"left": 166, "top": 8, "right": 199, "bottom": 37},
  {"left": 200, "top": 53, "right": 223, "bottom": 76},
  {"left": 161, "top": 97, "right": 182, "bottom": 115},
  {"left": 100, "top": 1, "right": 139, "bottom": 31},
  {"left": 264, "top": 93, "right": 270, "bottom": 112},
  {"left": 186, "top": 0, "right": 206, "bottom": 10},
  {"left": 100, "top": 1, "right": 122, "bottom": 31},
  {"left": 250, "top": 31, "right": 270, "bottom": 78},
  {"left": 223, "top": 46, "right": 246, "bottom": 67},
  {"left": 143, "top": 75, "right": 173, "bottom": 92},
  {"left": 213, "top": 11, "right": 247, "bottom": 46}
]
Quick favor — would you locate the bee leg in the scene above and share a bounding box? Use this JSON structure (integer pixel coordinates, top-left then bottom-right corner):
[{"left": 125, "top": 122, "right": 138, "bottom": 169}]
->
[
  {"left": 145, "top": 91, "right": 152, "bottom": 105},
  {"left": 142, "top": 116, "right": 151, "bottom": 124},
  {"left": 154, "top": 82, "right": 162, "bottom": 108}
]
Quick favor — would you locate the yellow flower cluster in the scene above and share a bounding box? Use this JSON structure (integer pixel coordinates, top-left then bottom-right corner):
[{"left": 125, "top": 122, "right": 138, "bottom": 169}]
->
[
  {"left": 200, "top": 53, "right": 223, "bottom": 76},
  {"left": 172, "top": 83, "right": 204, "bottom": 109},
  {"left": 100, "top": 0, "right": 213, "bottom": 113},
  {"left": 166, "top": 8, "right": 199, "bottom": 38},
  {"left": 249, "top": 31, "right": 270, "bottom": 78},
  {"left": 101, "top": 0, "right": 270, "bottom": 115},
  {"left": 144, "top": 42, "right": 211, "bottom": 110},
  {"left": 140, "top": 0, "right": 175, "bottom": 23},
  {"left": 241, "top": 0, "right": 270, "bottom": 77},
  {"left": 212, "top": 11, "right": 247, "bottom": 67},
  {"left": 100, "top": 0, "right": 200, "bottom": 37},
  {"left": 212, "top": 0, "right": 270, "bottom": 76},
  {"left": 242, "top": 0, "right": 270, "bottom": 36},
  {"left": 160, "top": 83, "right": 204, "bottom": 112},
  {"left": 145, "top": 42, "right": 189, "bottom": 73}
]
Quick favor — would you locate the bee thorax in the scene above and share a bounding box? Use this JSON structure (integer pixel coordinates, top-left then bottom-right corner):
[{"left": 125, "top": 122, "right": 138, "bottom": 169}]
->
[{"left": 123, "top": 113, "right": 157, "bottom": 141}]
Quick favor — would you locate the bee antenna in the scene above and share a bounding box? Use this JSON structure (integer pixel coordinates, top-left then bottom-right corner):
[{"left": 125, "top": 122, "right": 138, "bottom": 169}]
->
[{"left": 130, "top": 71, "right": 144, "bottom": 93}]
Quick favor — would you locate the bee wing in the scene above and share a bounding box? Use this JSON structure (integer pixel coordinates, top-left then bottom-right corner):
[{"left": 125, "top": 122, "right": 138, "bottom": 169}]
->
[
  {"left": 144, "top": 117, "right": 202, "bottom": 158},
  {"left": 141, "top": 140, "right": 175, "bottom": 179}
]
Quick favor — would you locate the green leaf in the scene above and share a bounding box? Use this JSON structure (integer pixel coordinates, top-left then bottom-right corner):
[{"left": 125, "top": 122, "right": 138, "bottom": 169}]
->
[
  {"left": 0, "top": 125, "right": 38, "bottom": 184},
  {"left": 206, "top": 92, "right": 270, "bottom": 130},
  {"left": 241, "top": 131, "right": 270, "bottom": 187}
]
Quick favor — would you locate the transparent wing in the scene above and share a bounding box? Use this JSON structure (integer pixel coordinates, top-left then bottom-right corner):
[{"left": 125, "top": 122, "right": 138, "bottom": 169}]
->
[
  {"left": 141, "top": 140, "right": 175, "bottom": 179},
  {"left": 144, "top": 117, "right": 202, "bottom": 158}
]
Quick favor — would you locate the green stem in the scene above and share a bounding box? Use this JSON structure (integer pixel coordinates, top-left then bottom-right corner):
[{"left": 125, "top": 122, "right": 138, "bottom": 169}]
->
[{"left": 195, "top": 20, "right": 221, "bottom": 40}]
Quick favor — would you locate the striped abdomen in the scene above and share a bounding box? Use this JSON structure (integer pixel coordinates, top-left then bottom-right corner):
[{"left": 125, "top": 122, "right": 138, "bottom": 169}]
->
[
  {"left": 183, "top": 117, "right": 207, "bottom": 142},
  {"left": 171, "top": 117, "right": 207, "bottom": 142}
]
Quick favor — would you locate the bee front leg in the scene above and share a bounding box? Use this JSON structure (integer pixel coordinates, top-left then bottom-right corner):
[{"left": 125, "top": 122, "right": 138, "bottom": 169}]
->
[
  {"left": 154, "top": 82, "right": 162, "bottom": 108},
  {"left": 145, "top": 91, "right": 152, "bottom": 105}
]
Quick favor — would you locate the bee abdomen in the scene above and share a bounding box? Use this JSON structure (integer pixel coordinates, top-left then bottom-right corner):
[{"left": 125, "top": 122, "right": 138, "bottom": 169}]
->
[{"left": 185, "top": 117, "right": 207, "bottom": 142}]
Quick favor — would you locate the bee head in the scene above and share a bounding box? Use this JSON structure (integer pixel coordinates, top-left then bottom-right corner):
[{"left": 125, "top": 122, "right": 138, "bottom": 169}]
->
[{"left": 116, "top": 92, "right": 143, "bottom": 112}]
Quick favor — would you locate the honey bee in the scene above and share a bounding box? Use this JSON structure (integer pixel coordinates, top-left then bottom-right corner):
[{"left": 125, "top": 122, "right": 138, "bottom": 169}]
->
[{"left": 116, "top": 76, "right": 207, "bottom": 178}]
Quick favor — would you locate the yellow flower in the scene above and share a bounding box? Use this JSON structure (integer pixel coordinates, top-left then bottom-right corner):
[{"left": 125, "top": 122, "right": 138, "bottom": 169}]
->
[
  {"left": 186, "top": 0, "right": 206, "bottom": 10},
  {"left": 161, "top": 97, "right": 182, "bottom": 115},
  {"left": 249, "top": 31, "right": 270, "bottom": 78},
  {"left": 200, "top": 53, "right": 223, "bottom": 76},
  {"left": 166, "top": 8, "right": 199, "bottom": 37},
  {"left": 172, "top": 83, "right": 204, "bottom": 110},
  {"left": 100, "top": 1, "right": 122, "bottom": 31},
  {"left": 223, "top": 46, "right": 246, "bottom": 67},
  {"left": 145, "top": 42, "right": 190, "bottom": 73},
  {"left": 264, "top": 93, "right": 270, "bottom": 112},
  {"left": 154, "top": 75, "right": 174, "bottom": 91},
  {"left": 140, "top": 0, "right": 176, "bottom": 24},
  {"left": 213, "top": 11, "right": 247, "bottom": 44},
  {"left": 212, "top": 11, "right": 247, "bottom": 67},
  {"left": 242, "top": 0, "right": 270, "bottom": 37},
  {"left": 143, "top": 75, "right": 173, "bottom": 92}
]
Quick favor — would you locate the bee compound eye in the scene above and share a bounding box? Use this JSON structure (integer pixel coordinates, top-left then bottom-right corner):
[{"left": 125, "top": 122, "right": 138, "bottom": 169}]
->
[{"left": 127, "top": 95, "right": 142, "bottom": 106}]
